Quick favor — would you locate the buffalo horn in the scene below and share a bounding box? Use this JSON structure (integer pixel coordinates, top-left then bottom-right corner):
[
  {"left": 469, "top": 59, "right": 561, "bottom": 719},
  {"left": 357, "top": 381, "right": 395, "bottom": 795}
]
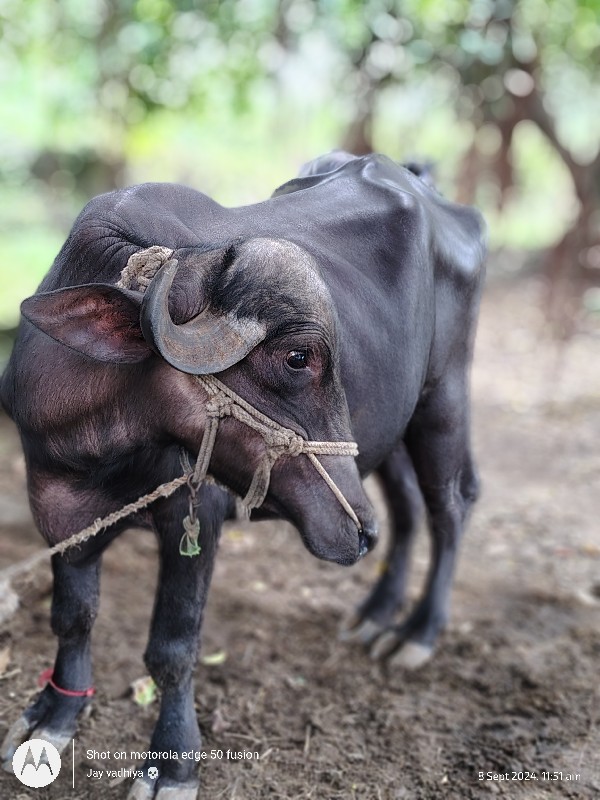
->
[{"left": 140, "top": 257, "right": 266, "bottom": 374}]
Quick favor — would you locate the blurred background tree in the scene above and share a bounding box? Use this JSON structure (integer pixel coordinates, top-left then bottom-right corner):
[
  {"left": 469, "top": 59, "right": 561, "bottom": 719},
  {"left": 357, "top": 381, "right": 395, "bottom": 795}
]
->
[{"left": 1, "top": 0, "right": 599, "bottom": 351}]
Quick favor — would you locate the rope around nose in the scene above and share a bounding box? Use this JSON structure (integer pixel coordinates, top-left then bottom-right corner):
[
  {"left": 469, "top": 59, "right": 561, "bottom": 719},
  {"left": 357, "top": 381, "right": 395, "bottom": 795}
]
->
[{"left": 192, "top": 375, "right": 361, "bottom": 528}]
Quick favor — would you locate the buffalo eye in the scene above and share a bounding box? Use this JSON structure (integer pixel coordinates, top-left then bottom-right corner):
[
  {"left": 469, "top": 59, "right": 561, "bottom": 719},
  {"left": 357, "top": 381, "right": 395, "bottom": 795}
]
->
[{"left": 286, "top": 350, "right": 308, "bottom": 370}]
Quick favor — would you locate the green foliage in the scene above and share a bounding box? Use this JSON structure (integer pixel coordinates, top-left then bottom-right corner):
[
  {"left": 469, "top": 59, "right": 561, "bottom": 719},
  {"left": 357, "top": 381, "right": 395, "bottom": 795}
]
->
[{"left": 0, "top": 0, "right": 598, "bottom": 329}]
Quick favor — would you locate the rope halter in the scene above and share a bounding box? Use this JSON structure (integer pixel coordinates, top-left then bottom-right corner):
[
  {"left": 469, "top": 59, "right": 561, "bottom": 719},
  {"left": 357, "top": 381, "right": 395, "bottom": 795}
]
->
[{"left": 190, "top": 375, "right": 362, "bottom": 530}]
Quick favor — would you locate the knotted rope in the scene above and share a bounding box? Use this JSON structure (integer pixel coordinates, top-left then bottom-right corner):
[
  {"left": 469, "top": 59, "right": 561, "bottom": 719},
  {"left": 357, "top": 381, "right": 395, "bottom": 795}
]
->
[
  {"left": 115, "top": 245, "right": 174, "bottom": 291},
  {"left": 191, "top": 375, "right": 361, "bottom": 528}
]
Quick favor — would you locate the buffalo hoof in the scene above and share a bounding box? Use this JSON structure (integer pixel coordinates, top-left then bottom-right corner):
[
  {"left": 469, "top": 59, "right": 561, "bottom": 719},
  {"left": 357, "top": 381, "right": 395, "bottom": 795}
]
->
[
  {"left": 128, "top": 776, "right": 155, "bottom": 800},
  {"left": 30, "top": 726, "right": 73, "bottom": 754},
  {"left": 338, "top": 614, "right": 384, "bottom": 646},
  {"left": 0, "top": 715, "right": 30, "bottom": 773},
  {"left": 370, "top": 630, "right": 434, "bottom": 669},
  {"left": 128, "top": 776, "right": 199, "bottom": 800},
  {"left": 1, "top": 719, "right": 74, "bottom": 774}
]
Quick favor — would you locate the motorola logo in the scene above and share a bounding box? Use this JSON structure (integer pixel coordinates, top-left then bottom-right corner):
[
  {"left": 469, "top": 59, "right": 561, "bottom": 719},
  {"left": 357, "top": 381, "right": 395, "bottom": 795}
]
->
[{"left": 12, "top": 738, "right": 62, "bottom": 788}]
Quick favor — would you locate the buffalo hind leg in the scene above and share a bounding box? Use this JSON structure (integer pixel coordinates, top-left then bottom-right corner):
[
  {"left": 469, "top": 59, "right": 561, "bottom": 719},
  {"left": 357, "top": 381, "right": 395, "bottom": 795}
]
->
[
  {"left": 340, "top": 443, "right": 423, "bottom": 645},
  {"left": 128, "top": 484, "right": 230, "bottom": 800},
  {"left": 371, "top": 378, "right": 479, "bottom": 668},
  {"left": 1, "top": 554, "right": 101, "bottom": 770}
]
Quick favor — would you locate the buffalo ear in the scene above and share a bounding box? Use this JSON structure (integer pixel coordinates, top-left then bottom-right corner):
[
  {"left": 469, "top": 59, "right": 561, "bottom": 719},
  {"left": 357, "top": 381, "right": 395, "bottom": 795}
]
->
[{"left": 21, "top": 284, "right": 152, "bottom": 363}]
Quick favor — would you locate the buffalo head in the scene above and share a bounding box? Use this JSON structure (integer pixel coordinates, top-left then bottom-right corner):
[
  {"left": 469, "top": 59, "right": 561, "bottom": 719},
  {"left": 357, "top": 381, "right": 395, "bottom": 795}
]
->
[{"left": 21, "top": 237, "right": 377, "bottom": 565}]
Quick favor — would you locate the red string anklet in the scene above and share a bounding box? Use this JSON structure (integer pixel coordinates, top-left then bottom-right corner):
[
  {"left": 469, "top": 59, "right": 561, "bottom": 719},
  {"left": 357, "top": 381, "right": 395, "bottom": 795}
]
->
[{"left": 38, "top": 668, "right": 95, "bottom": 698}]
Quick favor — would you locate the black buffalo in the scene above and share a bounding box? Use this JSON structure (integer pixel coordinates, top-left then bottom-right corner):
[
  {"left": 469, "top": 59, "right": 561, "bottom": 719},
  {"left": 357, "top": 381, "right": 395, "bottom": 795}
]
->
[{"left": 1, "top": 152, "right": 485, "bottom": 799}]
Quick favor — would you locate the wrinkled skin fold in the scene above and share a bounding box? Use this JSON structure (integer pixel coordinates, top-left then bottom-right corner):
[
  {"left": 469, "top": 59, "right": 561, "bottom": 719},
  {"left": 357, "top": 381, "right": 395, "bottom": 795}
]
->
[{"left": 0, "top": 152, "right": 485, "bottom": 799}]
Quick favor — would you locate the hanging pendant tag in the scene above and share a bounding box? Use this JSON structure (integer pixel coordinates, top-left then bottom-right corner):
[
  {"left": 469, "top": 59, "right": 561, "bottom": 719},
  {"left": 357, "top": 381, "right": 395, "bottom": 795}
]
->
[{"left": 180, "top": 515, "right": 201, "bottom": 557}]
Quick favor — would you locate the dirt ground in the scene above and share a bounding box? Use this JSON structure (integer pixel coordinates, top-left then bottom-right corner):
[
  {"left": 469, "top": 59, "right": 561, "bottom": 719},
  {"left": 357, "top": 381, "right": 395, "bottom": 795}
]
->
[{"left": 0, "top": 273, "right": 599, "bottom": 800}]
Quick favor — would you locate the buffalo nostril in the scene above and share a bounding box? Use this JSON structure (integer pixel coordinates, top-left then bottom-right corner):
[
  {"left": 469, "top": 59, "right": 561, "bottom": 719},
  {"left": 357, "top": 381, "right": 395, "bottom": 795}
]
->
[{"left": 358, "top": 525, "right": 378, "bottom": 558}]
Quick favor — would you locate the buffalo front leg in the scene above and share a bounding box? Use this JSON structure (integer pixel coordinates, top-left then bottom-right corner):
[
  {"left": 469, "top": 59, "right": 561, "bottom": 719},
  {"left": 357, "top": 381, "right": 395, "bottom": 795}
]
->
[
  {"left": 1, "top": 554, "right": 101, "bottom": 770},
  {"left": 371, "top": 378, "right": 479, "bottom": 669},
  {"left": 340, "top": 443, "right": 423, "bottom": 645},
  {"left": 128, "top": 484, "right": 230, "bottom": 800}
]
